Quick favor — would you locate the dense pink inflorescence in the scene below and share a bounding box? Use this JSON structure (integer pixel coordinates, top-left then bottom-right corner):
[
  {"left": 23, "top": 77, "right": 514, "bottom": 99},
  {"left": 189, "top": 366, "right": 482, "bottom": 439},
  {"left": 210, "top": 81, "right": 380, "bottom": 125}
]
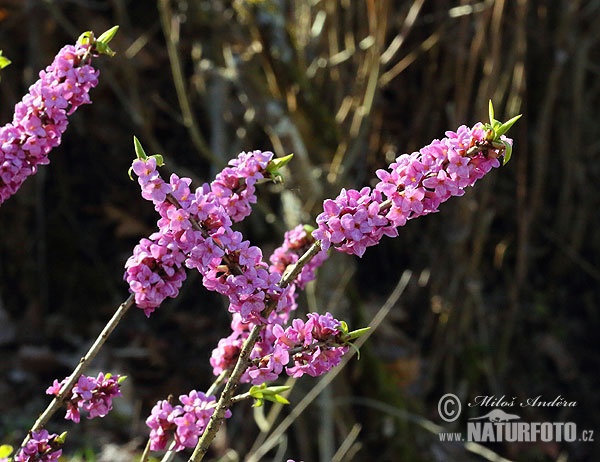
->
[
  {"left": 14, "top": 430, "right": 63, "bottom": 462},
  {"left": 136, "top": 123, "right": 513, "bottom": 450},
  {"left": 0, "top": 44, "right": 99, "bottom": 205},
  {"left": 46, "top": 372, "right": 123, "bottom": 423},
  {"left": 124, "top": 232, "right": 187, "bottom": 316},
  {"left": 313, "top": 187, "right": 397, "bottom": 257},
  {"left": 313, "top": 123, "right": 508, "bottom": 256},
  {"left": 126, "top": 152, "right": 287, "bottom": 323},
  {"left": 269, "top": 224, "right": 329, "bottom": 290},
  {"left": 274, "top": 312, "right": 348, "bottom": 378},
  {"left": 146, "top": 391, "right": 231, "bottom": 452},
  {"left": 211, "top": 311, "right": 349, "bottom": 385},
  {"left": 211, "top": 150, "right": 273, "bottom": 222},
  {"left": 210, "top": 224, "right": 330, "bottom": 385}
]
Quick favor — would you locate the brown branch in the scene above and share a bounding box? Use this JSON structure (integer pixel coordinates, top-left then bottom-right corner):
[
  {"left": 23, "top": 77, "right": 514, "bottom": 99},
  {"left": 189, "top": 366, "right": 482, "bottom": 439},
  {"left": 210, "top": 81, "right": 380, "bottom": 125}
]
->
[
  {"left": 20, "top": 295, "right": 134, "bottom": 449},
  {"left": 188, "top": 241, "right": 322, "bottom": 461},
  {"left": 187, "top": 135, "right": 506, "bottom": 461}
]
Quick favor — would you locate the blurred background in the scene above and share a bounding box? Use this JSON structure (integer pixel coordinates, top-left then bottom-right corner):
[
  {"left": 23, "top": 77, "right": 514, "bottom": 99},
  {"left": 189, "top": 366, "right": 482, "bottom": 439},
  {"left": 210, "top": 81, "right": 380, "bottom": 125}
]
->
[{"left": 0, "top": 0, "right": 598, "bottom": 461}]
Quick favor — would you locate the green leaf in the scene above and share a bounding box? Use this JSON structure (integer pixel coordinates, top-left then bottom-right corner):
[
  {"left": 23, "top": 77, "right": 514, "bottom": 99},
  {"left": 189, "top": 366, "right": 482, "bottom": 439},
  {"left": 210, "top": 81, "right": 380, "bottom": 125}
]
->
[
  {"left": 302, "top": 224, "right": 315, "bottom": 234},
  {"left": 76, "top": 27, "right": 119, "bottom": 57},
  {"left": 77, "top": 31, "right": 95, "bottom": 47},
  {"left": 268, "top": 153, "right": 294, "bottom": 170},
  {"left": 495, "top": 114, "right": 522, "bottom": 138},
  {"left": 95, "top": 41, "right": 116, "bottom": 57},
  {"left": 339, "top": 320, "right": 349, "bottom": 335},
  {"left": 129, "top": 137, "right": 146, "bottom": 179},
  {"left": 0, "top": 50, "right": 11, "bottom": 70},
  {"left": 0, "top": 445, "right": 13, "bottom": 458},
  {"left": 272, "top": 394, "right": 290, "bottom": 405},
  {"left": 95, "top": 25, "right": 120, "bottom": 57},
  {"left": 262, "top": 385, "right": 291, "bottom": 394},
  {"left": 488, "top": 100, "right": 495, "bottom": 126},
  {"left": 265, "top": 153, "right": 294, "bottom": 183},
  {"left": 133, "top": 136, "right": 148, "bottom": 160},
  {"left": 55, "top": 431, "right": 68, "bottom": 445},
  {"left": 348, "top": 341, "right": 362, "bottom": 360},
  {"left": 249, "top": 384, "right": 291, "bottom": 406},
  {"left": 502, "top": 140, "right": 513, "bottom": 165},
  {"left": 118, "top": 375, "right": 128, "bottom": 384},
  {"left": 249, "top": 384, "right": 267, "bottom": 398},
  {"left": 343, "top": 326, "right": 371, "bottom": 341},
  {"left": 97, "top": 25, "right": 119, "bottom": 45},
  {"left": 153, "top": 154, "right": 165, "bottom": 166}
]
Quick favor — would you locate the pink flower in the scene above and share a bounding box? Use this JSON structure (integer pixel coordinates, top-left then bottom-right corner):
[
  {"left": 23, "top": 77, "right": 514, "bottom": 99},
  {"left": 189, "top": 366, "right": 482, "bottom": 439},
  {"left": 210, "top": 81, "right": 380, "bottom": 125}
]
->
[
  {"left": 146, "top": 391, "right": 231, "bottom": 452},
  {"left": 269, "top": 312, "right": 349, "bottom": 379},
  {"left": 14, "top": 429, "right": 63, "bottom": 462},
  {"left": 146, "top": 400, "right": 180, "bottom": 451},
  {"left": 315, "top": 124, "right": 511, "bottom": 257},
  {"left": 0, "top": 43, "right": 99, "bottom": 205},
  {"left": 47, "top": 372, "right": 123, "bottom": 422},
  {"left": 313, "top": 187, "right": 396, "bottom": 257},
  {"left": 73, "top": 375, "right": 96, "bottom": 400},
  {"left": 210, "top": 150, "right": 273, "bottom": 221},
  {"left": 124, "top": 233, "right": 187, "bottom": 315}
]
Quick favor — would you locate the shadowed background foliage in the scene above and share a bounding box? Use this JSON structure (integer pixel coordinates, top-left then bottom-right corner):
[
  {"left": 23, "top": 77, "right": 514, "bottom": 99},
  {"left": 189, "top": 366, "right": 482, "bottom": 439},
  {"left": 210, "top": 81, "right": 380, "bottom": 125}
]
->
[{"left": 0, "top": 1, "right": 598, "bottom": 461}]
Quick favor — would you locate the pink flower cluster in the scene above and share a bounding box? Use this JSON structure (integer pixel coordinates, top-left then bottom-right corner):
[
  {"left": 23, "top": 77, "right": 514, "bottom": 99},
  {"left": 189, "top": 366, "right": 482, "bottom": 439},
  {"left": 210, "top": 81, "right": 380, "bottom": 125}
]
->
[
  {"left": 219, "top": 312, "right": 348, "bottom": 384},
  {"left": 146, "top": 390, "right": 231, "bottom": 452},
  {"left": 14, "top": 430, "right": 62, "bottom": 462},
  {"left": 0, "top": 43, "right": 99, "bottom": 205},
  {"left": 131, "top": 122, "right": 516, "bottom": 455},
  {"left": 124, "top": 231, "right": 187, "bottom": 316},
  {"left": 126, "top": 151, "right": 294, "bottom": 322},
  {"left": 211, "top": 311, "right": 348, "bottom": 385},
  {"left": 273, "top": 312, "right": 348, "bottom": 378},
  {"left": 314, "top": 124, "right": 509, "bottom": 256},
  {"left": 314, "top": 187, "right": 398, "bottom": 257},
  {"left": 46, "top": 372, "right": 123, "bottom": 423},
  {"left": 269, "top": 224, "right": 329, "bottom": 290},
  {"left": 211, "top": 150, "right": 273, "bottom": 221},
  {"left": 210, "top": 225, "right": 330, "bottom": 384}
]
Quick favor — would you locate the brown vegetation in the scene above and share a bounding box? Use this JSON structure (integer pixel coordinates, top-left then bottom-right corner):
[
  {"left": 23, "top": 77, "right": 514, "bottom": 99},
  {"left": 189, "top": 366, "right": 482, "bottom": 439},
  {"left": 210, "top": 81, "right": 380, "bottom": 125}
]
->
[{"left": 0, "top": 1, "right": 598, "bottom": 461}]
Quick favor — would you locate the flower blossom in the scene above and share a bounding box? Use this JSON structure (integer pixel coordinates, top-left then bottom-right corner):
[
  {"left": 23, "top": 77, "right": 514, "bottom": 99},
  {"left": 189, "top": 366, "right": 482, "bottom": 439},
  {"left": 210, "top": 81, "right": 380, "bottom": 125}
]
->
[
  {"left": 210, "top": 225, "right": 329, "bottom": 385},
  {"left": 273, "top": 312, "right": 348, "bottom": 378},
  {"left": 0, "top": 43, "right": 99, "bottom": 205},
  {"left": 124, "top": 232, "right": 187, "bottom": 316},
  {"left": 46, "top": 372, "right": 123, "bottom": 423},
  {"left": 269, "top": 224, "right": 328, "bottom": 290},
  {"left": 127, "top": 153, "right": 290, "bottom": 323},
  {"left": 313, "top": 187, "right": 397, "bottom": 257},
  {"left": 146, "top": 391, "right": 231, "bottom": 452},
  {"left": 211, "top": 150, "right": 273, "bottom": 222},
  {"left": 216, "top": 312, "right": 348, "bottom": 385},
  {"left": 14, "top": 430, "right": 63, "bottom": 462},
  {"left": 313, "top": 123, "right": 509, "bottom": 256}
]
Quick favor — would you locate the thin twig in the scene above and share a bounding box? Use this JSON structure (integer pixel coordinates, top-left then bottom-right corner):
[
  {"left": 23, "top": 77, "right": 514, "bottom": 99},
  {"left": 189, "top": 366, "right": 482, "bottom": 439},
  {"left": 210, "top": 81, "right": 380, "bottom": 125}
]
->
[
  {"left": 139, "top": 439, "right": 152, "bottom": 462},
  {"left": 187, "top": 240, "right": 322, "bottom": 461},
  {"left": 20, "top": 294, "right": 135, "bottom": 448}
]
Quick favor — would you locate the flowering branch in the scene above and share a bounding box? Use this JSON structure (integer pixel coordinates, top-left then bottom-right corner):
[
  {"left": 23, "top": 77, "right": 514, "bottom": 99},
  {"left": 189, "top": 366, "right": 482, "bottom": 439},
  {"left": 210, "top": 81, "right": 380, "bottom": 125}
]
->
[
  {"left": 8, "top": 28, "right": 124, "bottom": 461},
  {"left": 0, "top": 27, "right": 118, "bottom": 206},
  {"left": 188, "top": 111, "right": 518, "bottom": 461},
  {"left": 0, "top": 18, "right": 523, "bottom": 462},
  {"left": 19, "top": 295, "right": 133, "bottom": 451}
]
